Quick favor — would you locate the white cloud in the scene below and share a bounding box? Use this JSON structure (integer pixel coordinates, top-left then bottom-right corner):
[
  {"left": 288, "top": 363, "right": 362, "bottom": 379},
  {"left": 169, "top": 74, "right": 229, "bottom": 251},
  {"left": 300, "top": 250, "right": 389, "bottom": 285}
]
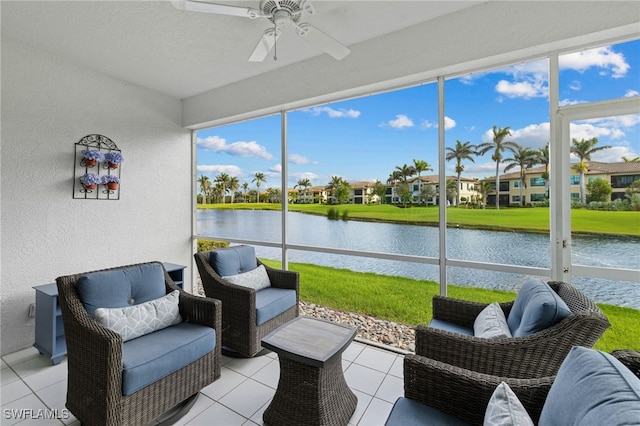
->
[
  {"left": 570, "top": 122, "right": 625, "bottom": 142},
  {"left": 625, "top": 89, "right": 640, "bottom": 97},
  {"left": 444, "top": 116, "right": 456, "bottom": 130},
  {"left": 569, "top": 80, "right": 581, "bottom": 91},
  {"left": 581, "top": 145, "right": 638, "bottom": 163},
  {"left": 495, "top": 79, "right": 548, "bottom": 99},
  {"left": 308, "top": 106, "right": 361, "bottom": 118},
  {"left": 559, "top": 98, "right": 586, "bottom": 106},
  {"left": 479, "top": 114, "right": 637, "bottom": 151},
  {"left": 385, "top": 114, "right": 414, "bottom": 129},
  {"left": 198, "top": 135, "right": 274, "bottom": 160},
  {"left": 462, "top": 161, "right": 500, "bottom": 178},
  {"left": 509, "top": 123, "right": 551, "bottom": 149},
  {"left": 591, "top": 114, "right": 640, "bottom": 129},
  {"left": 196, "top": 164, "right": 243, "bottom": 176},
  {"left": 420, "top": 116, "right": 456, "bottom": 130},
  {"left": 560, "top": 46, "right": 630, "bottom": 78},
  {"left": 488, "top": 46, "right": 630, "bottom": 100},
  {"left": 289, "top": 172, "right": 320, "bottom": 183},
  {"left": 289, "top": 153, "right": 317, "bottom": 165},
  {"left": 268, "top": 164, "right": 282, "bottom": 174}
]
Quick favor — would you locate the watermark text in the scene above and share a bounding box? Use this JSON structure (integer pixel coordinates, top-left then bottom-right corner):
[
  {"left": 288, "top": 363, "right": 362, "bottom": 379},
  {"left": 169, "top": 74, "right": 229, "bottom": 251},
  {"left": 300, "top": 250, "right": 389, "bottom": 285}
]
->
[{"left": 3, "top": 408, "right": 70, "bottom": 420}]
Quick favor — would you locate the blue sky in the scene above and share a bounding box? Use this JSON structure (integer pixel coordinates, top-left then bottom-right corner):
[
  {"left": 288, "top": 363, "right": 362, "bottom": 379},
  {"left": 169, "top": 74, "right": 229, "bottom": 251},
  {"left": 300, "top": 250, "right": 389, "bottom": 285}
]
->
[{"left": 197, "top": 39, "right": 640, "bottom": 189}]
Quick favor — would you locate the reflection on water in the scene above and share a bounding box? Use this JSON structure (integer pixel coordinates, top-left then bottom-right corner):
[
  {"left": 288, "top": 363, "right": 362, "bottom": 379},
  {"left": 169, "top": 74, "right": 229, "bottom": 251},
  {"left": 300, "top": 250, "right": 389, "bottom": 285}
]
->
[{"left": 197, "top": 209, "right": 640, "bottom": 308}]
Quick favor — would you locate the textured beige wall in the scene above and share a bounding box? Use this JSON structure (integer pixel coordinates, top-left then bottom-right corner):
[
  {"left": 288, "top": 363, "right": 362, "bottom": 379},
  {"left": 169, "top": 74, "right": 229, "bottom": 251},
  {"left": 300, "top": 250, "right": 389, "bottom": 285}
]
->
[{"left": 0, "top": 39, "right": 192, "bottom": 355}]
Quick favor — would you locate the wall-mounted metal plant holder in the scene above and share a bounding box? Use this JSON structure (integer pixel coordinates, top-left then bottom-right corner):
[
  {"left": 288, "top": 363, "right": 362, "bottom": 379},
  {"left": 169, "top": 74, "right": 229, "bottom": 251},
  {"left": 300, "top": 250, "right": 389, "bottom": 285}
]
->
[{"left": 73, "top": 134, "right": 122, "bottom": 200}]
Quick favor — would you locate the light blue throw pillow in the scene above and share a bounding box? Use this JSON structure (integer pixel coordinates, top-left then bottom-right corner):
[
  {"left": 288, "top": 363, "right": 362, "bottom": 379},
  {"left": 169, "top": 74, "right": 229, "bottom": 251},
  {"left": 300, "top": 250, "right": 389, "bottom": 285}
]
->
[
  {"left": 539, "top": 346, "right": 640, "bottom": 425},
  {"left": 210, "top": 245, "right": 257, "bottom": 277},
  {"left": 474, "top": 302, "right": 512, "bottom": 339},
  {"left": 507, "top": 278, "right": 571, "bottom": 337}
]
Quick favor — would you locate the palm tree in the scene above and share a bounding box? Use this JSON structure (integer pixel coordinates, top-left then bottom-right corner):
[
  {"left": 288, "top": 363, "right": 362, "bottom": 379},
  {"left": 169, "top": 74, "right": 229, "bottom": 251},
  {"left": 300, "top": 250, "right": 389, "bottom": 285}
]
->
[
  {"left": 395, "top": 163, "right": 417, "bottom": 182},
  {"left": 228, "top": 176, "right": 239, "bottom": 203},
  {"left": 412, "top": 159, "right": 433, "bottom": 193},
  {"left": 197, "top": 175, "right": 211, "bottom": 204},
  {"left": 241, "top": 182, "right": 249, "bottom": 202},
  {"left": 326, "top": 175, "right": 344, "bottom": 204},
  {"left": 476, "top": 126, "right": 518, "bottom": 209},
  {"left": 503, "top": 144, "right": 536, "bottom": 206},
  {"left": 479, "top": 180, "right": 493, "bottom": 207},
  {"left": 535, "top": 143, "right": 550, "bottom": 199},
  {"left": 445, "top": 179, "right": 458, "bottom": 205},
  {"left": 445, "top": 140, "right": 476, "bottom": 206},
  {"left": 252, "top": 172, "right": 266, "bottom": 203},
  {"left": 211, "top": 182, "right": 225, "bottom": 203},
  {"left": 266, "top": 187, "right": 281, "bottom": 203},
  {"left": 571, "top": 137, "right": 612, "bottom": 204},
  {"left": 214, "top": 173, "right": 231, "bottom": 204},
  {"left": 295, "top": 178, "right": 312, "bottom": 204},
  {"left": 622, "top": 156, "right": 640, "bottom": 162},
  {"left": 386, "top": 170, "right": 403, "bottom": 204}
]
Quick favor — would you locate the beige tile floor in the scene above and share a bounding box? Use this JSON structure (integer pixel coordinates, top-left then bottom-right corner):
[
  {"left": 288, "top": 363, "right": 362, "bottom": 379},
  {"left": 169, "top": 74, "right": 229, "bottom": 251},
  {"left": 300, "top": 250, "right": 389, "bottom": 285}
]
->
[{"left": 1, "top": 341, "right": 405, "bottom": 425}]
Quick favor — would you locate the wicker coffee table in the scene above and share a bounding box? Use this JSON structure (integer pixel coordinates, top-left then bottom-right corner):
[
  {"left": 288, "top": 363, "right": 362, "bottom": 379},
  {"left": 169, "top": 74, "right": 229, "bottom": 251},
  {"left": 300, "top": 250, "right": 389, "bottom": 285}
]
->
[{"left": 261, "top": 316, "right": 357, "bottom": 426}]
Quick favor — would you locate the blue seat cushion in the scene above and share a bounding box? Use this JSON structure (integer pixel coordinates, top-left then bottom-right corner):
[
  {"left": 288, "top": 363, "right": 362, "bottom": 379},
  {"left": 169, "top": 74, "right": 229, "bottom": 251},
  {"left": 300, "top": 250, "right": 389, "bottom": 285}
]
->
[
  {"left": 385, "top": 397, "right": 472, "bottom": 426},
  {"left": 539, "top": 346, "right": 640, "bottom": 425},
  {"left": 121, "top": 322, "right": 215, "bottom": 396},
  {"left": 77, "top": 263, "right": 166, "bottom": 318},
  {"left": 210, "top": 245, "right": 257, "bottom": 276},
  {"left": 507, "top": 278, "right": 571, "bottom": 337},
  {"left": 428, "top": 319, "right": 474, "bottom": 336},
  {"left": 255, "top": 288, "right": 297, "bottom": 326}
]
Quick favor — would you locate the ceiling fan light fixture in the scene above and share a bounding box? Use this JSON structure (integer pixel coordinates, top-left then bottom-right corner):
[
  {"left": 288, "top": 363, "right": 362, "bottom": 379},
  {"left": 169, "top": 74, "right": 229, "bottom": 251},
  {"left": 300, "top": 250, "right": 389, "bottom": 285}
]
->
[{"left": 178, "top": 0, "right": 350, "bottom": 62}]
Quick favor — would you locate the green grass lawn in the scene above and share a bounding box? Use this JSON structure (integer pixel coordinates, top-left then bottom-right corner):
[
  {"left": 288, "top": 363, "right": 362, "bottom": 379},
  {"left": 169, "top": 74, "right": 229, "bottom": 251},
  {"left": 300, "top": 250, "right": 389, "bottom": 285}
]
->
[
  {"left": 203, "top": 203, "right": 640, "bottom": 236},
  {"left": 261, "top": 259, "right": 640, "bottom": 352},
  {"left": 199, "top": 204, "right": 638, "bottom": 351}
]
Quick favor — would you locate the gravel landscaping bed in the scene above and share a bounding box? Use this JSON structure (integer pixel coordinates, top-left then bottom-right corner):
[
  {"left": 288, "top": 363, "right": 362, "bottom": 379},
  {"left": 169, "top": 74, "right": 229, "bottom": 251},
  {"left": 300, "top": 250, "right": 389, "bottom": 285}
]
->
[{"left": 196, "top": 278, "right": 416, "bottom": 353}]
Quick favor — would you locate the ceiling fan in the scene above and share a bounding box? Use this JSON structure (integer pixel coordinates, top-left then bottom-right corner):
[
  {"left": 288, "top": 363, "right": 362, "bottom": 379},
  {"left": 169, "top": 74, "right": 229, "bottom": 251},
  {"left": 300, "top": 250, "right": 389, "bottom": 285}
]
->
[{"left": 173, "top": 0, "right": 351, "bottom": 62}]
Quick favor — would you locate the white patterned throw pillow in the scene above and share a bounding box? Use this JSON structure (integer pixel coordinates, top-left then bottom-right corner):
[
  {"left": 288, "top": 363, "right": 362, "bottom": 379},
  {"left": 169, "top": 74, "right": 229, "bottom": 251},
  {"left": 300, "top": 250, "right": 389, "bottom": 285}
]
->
[
  {"left": 474, "top": 302, "right": 512, "bottom": 339},
  {"left": 484, "top": 382, "right": 534, "bottom": 426},
  {"left": 222, "top": 264, "right": 271, "bottom": 291},
  {"left": 94, "top": 290, "right": 182, "bottom": 342}
]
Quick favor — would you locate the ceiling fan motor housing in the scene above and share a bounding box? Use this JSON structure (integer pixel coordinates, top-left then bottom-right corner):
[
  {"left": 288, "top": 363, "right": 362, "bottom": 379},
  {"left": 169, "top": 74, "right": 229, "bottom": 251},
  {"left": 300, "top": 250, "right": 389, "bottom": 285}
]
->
[{"left": 260, "top": 0, "right": 302, "bottom": 27}]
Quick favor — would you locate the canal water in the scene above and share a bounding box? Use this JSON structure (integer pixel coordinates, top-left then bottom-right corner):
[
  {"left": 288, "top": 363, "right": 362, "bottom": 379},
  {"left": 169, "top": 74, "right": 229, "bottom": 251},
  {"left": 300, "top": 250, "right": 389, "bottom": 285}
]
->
[{"left": 197, "top": 209, "right": 640, "bottom": 308}]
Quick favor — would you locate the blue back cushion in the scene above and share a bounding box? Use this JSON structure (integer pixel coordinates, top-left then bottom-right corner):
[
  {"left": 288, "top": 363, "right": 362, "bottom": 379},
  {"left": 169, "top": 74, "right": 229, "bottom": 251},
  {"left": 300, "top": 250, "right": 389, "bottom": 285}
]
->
[
  {"left": 209, "top": 245, "right": 257, "bottom": 277},
  {"left": 507, "top": 278, "right": 571, "bottom": 337},
  {"left": 539, "top": 346, "right": 640, "bottom": 425},
  {"left": 77, "top": 263, "right": 166, "bottom": 318}
]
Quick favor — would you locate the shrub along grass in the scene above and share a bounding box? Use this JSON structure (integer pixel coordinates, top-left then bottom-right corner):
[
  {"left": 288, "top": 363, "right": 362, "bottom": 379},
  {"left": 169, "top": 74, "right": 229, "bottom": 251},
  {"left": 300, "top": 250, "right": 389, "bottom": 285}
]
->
[
  {"left": 261, "top": 259, "right": 640, "bottom": 352},
  {"left": 202, "top": 203, "right": 640, "bottom": 237}
]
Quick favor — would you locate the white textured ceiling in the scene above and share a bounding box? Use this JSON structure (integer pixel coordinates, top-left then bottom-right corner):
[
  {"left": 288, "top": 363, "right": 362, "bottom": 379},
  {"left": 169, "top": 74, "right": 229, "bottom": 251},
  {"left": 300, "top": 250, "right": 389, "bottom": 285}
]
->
[{"left": 0, "top": 0, "right": 481, "bottom": 99}]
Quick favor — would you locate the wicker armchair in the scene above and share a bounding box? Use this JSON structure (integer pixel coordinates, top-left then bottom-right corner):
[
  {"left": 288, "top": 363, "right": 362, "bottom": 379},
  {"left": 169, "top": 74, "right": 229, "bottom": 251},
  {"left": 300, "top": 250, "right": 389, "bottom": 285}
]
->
[
  {"left": 194, "top": 248, "right": 299, "bottom": 357},
  {"left": 611, "top": 349, "right": 640, "bottom": 378},
  {"left": 56, "top": 262, "right": 221, "bottom": 426},
  {"left": 388, "top": 349, "right": 636, "bottom": 425},
  {"left": 399, "top": 353, "right": 554, "bottom": 425},
  {"left": 415, "top": 281, "right": 610, "bottom": 378}
]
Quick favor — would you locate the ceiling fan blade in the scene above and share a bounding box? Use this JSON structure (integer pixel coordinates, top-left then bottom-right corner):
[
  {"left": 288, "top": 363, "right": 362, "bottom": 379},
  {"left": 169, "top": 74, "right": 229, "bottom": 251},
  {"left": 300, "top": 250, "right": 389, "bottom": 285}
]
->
[
  {"left": 295, "top": 23, "right": 350, "bottom": 60},
  {"left": 249, "top": 28, "right": 282, "bottom": 62},
  {"left": 299, "top": 0, "right": 315, "bottom": 16},
  {"left": 174, "top": 1, "right": 266, "bottom": 19}
]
